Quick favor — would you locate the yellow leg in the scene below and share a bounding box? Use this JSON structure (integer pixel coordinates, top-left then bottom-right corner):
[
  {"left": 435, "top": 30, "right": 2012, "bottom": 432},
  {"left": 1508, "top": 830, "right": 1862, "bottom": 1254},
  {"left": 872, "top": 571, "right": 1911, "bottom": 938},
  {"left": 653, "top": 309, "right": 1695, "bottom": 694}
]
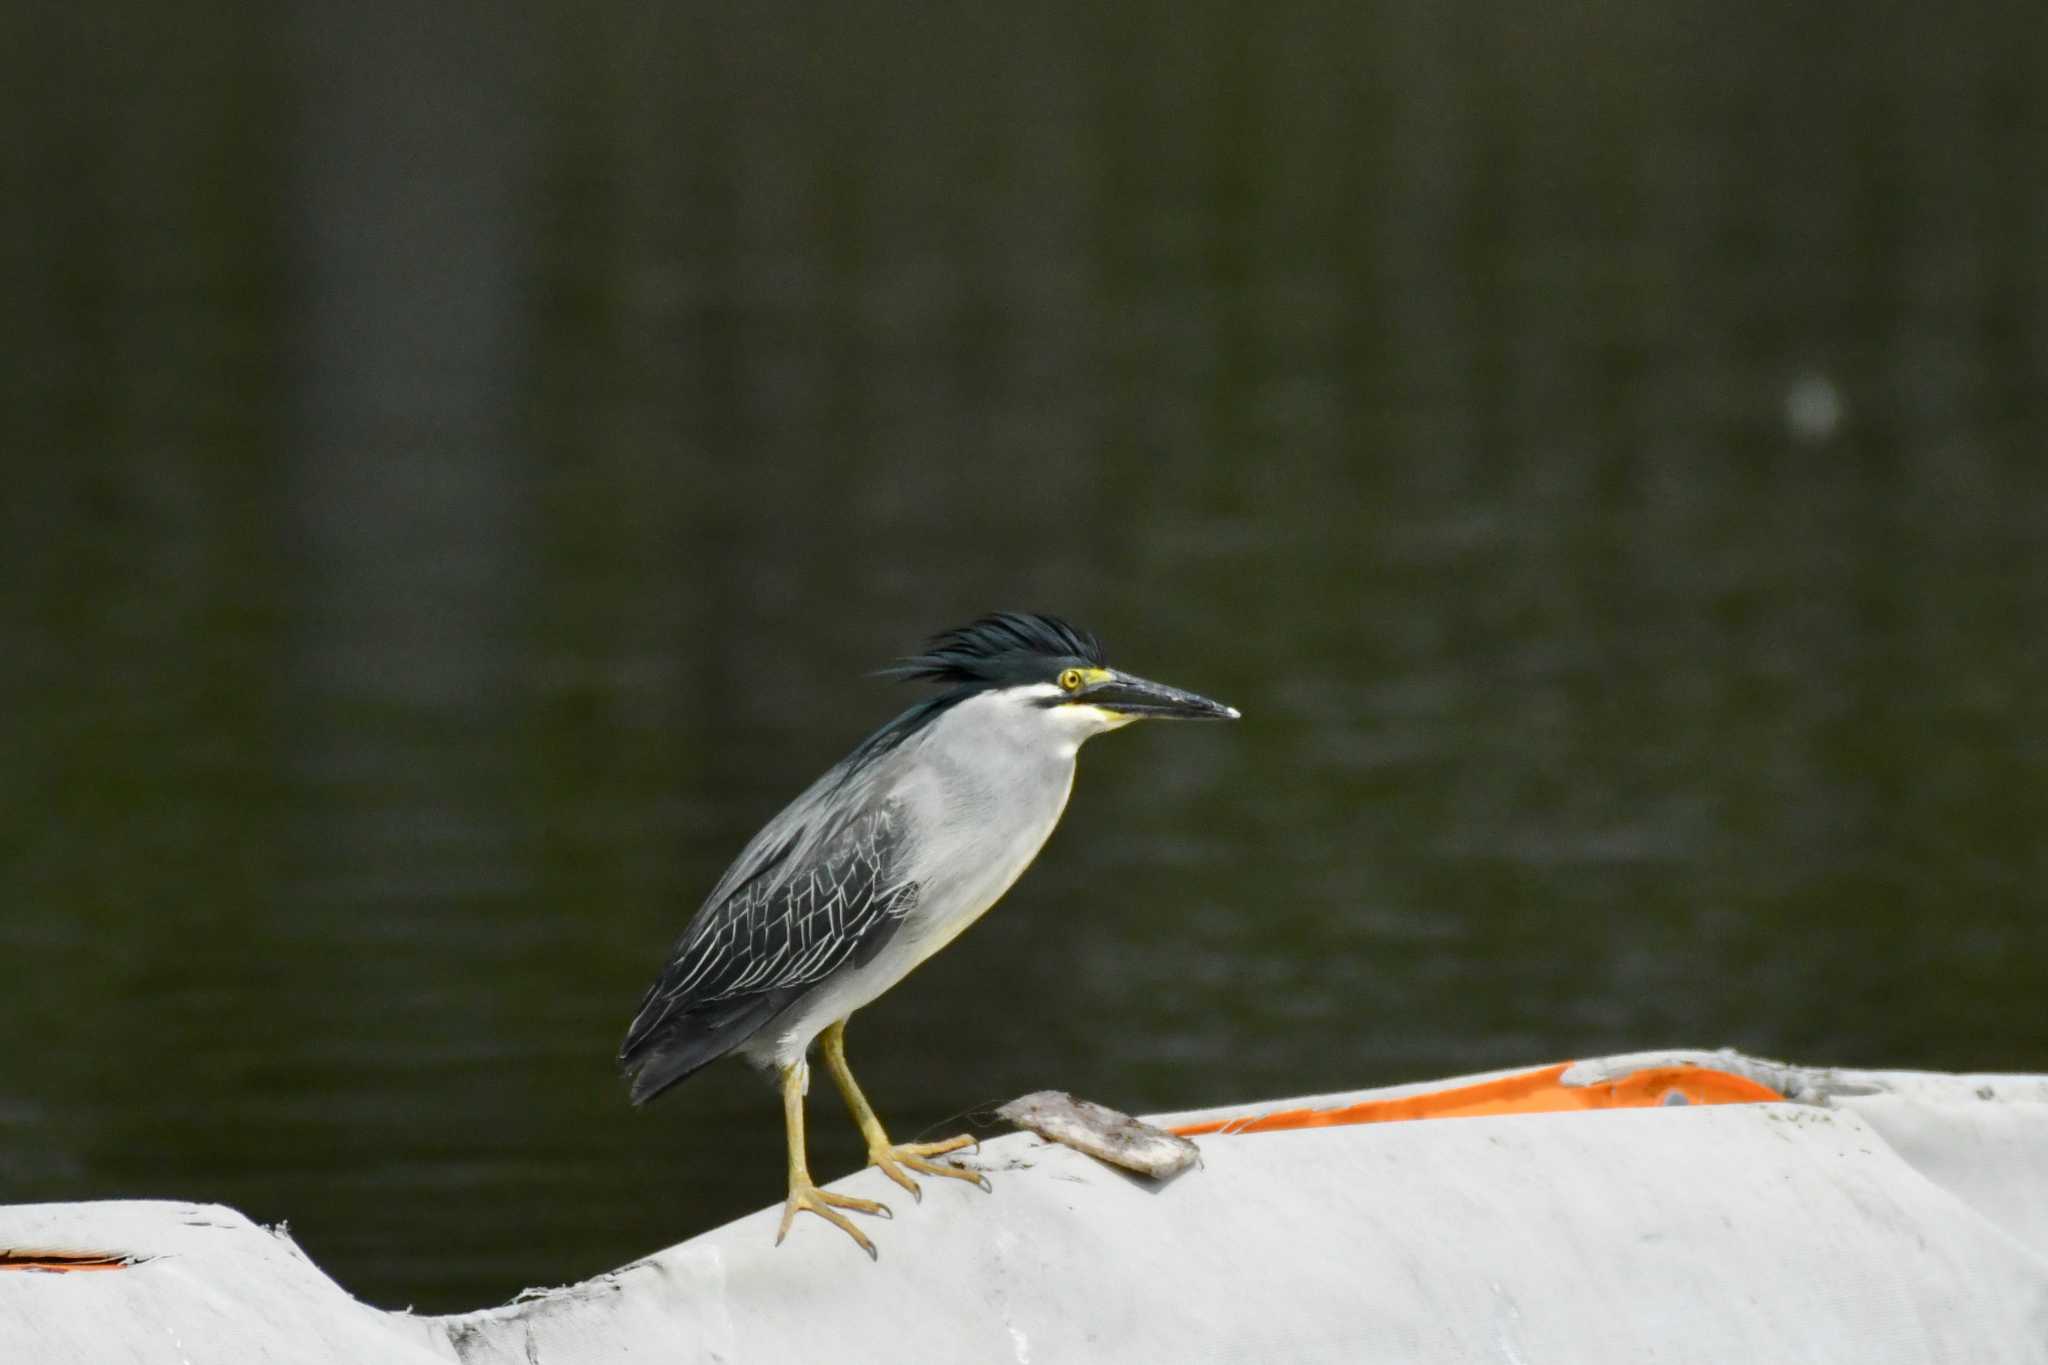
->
[
  {"left": 775, "top": 1060, "right": 891, "bottom": 1259},
  {"left": 820, "top": 1019, "right": 988, "bottom": 1202}
]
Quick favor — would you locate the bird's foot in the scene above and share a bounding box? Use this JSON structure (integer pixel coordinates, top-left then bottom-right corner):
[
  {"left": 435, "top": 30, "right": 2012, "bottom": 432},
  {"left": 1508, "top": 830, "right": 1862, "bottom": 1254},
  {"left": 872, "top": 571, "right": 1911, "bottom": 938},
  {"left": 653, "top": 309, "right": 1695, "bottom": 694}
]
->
[
  {"left": 776, "top": 1179, "right": 891, "bottom": 1259},
  {"left": 868, "top": 1134, "right": 990, "bottom": 1201}
]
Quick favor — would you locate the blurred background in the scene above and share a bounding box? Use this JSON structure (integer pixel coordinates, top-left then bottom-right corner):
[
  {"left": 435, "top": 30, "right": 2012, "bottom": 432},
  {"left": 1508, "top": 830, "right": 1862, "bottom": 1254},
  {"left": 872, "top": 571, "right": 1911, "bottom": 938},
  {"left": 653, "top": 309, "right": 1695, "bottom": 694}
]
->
[{"left": 4, "top": 0, "right": 2045, "bottom": 1314}]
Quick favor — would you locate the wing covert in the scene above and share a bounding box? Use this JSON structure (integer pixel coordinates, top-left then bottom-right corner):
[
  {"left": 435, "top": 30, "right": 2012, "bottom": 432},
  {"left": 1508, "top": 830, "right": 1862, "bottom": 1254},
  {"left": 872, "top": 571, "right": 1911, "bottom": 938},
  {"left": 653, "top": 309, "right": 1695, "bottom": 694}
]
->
[{"left": 632, "top": 800, "right": 920, "bottom": 1032}]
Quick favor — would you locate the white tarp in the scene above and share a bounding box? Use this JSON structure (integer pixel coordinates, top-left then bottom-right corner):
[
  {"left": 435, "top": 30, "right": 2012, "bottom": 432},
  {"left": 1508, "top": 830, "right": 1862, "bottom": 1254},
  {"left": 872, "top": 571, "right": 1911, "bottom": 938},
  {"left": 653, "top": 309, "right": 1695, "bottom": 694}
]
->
[{"left": 6, "top": 1051, "right": 2047, "bottom": 1363}]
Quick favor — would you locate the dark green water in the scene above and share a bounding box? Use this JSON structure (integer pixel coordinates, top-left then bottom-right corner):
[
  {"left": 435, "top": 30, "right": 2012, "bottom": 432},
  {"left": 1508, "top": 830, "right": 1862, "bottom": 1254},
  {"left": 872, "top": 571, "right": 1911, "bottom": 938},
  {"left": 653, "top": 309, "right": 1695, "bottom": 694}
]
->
[{"left": 4, "top": 2, "right": 2045, "bottom": 1312}]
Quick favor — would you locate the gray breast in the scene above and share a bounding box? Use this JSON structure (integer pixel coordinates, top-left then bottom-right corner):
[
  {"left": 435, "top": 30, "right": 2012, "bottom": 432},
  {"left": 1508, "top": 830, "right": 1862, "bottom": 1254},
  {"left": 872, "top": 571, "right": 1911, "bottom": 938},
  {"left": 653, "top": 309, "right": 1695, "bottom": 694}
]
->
[{"left": 883, "top": 691, "right": 1080, "bottom": 950}]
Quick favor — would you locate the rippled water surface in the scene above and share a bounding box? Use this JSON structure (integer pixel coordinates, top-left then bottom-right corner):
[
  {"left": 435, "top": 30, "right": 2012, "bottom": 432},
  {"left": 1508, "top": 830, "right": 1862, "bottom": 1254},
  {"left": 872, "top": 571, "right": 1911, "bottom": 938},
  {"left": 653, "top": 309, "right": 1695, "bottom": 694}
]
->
[{"left": 4, "top": 3, "right": 2045, "bottom": 1311}]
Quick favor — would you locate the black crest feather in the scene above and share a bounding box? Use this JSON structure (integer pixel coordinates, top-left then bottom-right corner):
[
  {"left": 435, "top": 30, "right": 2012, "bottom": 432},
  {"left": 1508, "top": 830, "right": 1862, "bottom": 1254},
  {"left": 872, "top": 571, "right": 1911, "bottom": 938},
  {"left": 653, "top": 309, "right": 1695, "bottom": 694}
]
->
[{"left": 883, "top": 611, "right": 1108, "bottom": 687}]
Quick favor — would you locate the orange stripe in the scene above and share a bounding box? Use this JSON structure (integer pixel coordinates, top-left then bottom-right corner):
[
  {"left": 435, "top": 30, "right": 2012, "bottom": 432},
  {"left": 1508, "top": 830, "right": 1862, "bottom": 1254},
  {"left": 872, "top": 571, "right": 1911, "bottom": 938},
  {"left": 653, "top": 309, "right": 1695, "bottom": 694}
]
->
[
  {"left": 0, "top": 1251, "right": 133, "bottom": 1273},
  {"left": 1172, "top": 1062, "right": 1784, "bottom": 1136}
]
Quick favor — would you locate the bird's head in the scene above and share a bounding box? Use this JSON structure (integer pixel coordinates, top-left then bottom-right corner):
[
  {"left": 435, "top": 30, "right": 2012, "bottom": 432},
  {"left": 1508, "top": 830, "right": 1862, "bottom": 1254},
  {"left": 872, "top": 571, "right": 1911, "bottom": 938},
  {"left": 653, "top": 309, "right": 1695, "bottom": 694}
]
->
[{"left": 885, "top": 611, "right": 1240, "bottom": 746}]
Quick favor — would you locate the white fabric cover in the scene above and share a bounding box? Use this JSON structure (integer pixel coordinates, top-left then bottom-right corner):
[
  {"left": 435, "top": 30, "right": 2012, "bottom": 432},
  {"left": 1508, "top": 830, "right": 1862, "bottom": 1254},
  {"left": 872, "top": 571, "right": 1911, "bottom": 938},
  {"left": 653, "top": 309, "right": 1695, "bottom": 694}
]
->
[{"left": 7, "top": 1053, "right": 2046, "bottom": 1363}]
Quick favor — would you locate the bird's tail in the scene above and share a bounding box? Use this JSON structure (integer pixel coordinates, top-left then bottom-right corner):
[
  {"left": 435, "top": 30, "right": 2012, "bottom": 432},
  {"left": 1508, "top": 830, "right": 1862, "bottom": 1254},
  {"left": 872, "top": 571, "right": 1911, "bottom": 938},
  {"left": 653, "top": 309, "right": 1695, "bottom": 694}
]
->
[{"left": 619, "top": 992, "right": 794, "bottom": 1105}]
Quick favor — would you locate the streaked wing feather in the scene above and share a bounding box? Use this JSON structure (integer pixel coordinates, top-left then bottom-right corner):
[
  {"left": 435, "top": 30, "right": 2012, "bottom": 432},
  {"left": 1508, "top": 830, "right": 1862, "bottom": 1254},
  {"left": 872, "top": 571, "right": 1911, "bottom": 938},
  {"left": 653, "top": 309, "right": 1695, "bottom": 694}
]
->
[{"left": 622, "top": 798, "right": 919, "bottom": 1060}]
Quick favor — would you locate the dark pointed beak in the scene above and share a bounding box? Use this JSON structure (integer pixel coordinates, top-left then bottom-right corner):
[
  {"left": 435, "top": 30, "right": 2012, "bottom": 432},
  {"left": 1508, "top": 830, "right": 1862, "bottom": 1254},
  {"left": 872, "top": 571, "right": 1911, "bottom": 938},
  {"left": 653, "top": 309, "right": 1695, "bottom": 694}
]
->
[{"left": 1083, "top": 670, "right": 1241, "bottom": 721}]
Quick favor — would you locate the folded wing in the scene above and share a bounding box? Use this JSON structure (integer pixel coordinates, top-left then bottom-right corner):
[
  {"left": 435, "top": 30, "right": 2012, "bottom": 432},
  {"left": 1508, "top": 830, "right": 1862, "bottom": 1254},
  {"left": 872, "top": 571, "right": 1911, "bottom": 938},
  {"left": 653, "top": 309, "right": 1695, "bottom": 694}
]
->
[{"left": 619, "top": 796, "right": 920, "bottom": 1103}]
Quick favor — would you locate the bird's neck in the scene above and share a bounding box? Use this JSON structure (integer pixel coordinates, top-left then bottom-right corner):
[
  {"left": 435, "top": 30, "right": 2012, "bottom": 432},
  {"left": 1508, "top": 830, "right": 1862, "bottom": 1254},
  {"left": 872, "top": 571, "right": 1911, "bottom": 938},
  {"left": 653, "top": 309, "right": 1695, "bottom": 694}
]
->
[{"left": 917, "top": 690, "right": 1080, "bottom": 809}]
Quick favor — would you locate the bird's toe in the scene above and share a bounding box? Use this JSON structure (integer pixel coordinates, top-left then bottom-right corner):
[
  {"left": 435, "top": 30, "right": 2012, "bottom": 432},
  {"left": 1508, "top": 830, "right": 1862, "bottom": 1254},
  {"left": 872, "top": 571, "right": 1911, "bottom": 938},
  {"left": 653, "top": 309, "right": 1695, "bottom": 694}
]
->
[
  {"left": 870, "top": 1137, "right": 990, "bottom": 1194},
  {"left": 777, "top": 1180, "right": 888, "bottom": 1259},
  {"left": 871, "top": 1151, "right": 926, "bottom": 1201}
]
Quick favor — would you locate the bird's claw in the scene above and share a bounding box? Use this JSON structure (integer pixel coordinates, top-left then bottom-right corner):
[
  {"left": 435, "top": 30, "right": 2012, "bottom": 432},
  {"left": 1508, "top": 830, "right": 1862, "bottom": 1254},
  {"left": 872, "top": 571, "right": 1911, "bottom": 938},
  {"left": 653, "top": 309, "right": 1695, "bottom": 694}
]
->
[
  {"left": 870, "top": 1135, "right": 991, "bottom": 1199},
  {"left": 776, "top": 1180, "right": 891, "bottom": 1259}
]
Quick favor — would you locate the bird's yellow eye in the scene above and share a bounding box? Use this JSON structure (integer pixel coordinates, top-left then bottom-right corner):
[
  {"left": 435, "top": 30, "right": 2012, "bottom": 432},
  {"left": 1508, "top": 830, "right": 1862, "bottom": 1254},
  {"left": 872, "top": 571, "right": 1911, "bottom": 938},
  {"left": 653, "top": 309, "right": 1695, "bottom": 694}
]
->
[{"left": 1058, "top": 668, "right": 1084, "bottom": 692}]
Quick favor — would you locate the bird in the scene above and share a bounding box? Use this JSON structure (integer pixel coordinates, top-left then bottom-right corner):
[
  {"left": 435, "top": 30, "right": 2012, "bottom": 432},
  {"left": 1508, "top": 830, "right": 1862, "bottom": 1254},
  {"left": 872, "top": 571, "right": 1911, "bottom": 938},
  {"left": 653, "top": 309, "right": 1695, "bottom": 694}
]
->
[{"left": 619, "top": 611, "right": 1239, "bottom": 1257}]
